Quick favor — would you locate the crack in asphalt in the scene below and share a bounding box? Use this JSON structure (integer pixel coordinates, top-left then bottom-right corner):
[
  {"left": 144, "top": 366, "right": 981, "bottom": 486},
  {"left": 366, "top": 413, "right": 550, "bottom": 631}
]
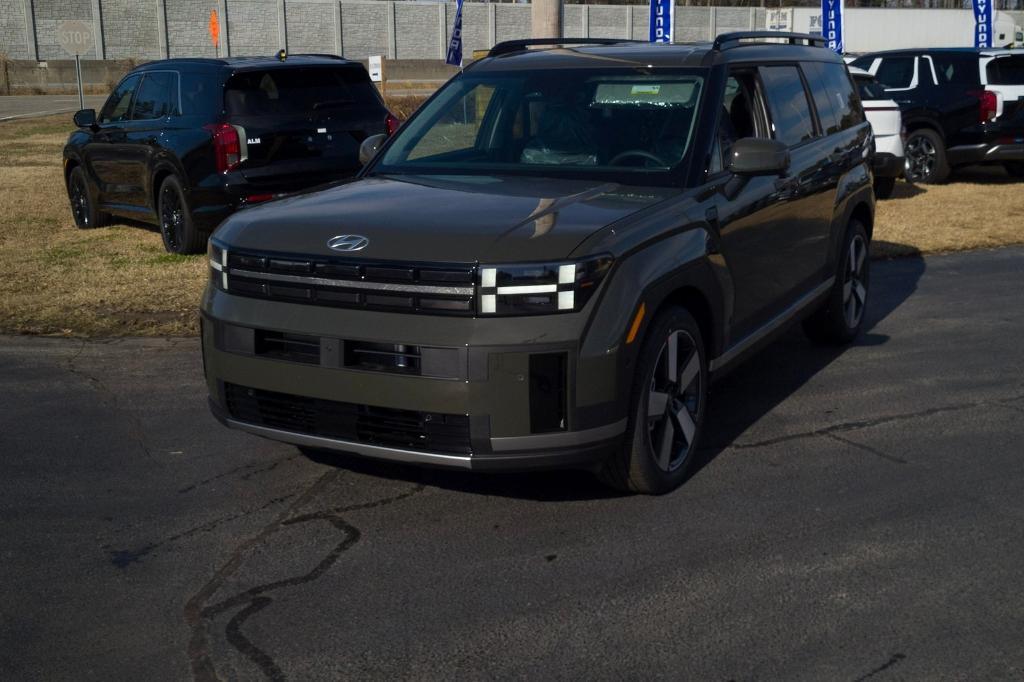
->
[
  {"left": 178, "top": 454, "right": 300, "bottom": 494},
  {"left": 184, "top": 469, "right": 425, "bottom": 680},
  {"left": 728, "top": 393, "right": 1024, "bottom": 452},
  {"left": 826, "top": 433, "right": 908, "bottom": 465},
  {"left": 852, "top": 652, "right": 906, "bottom": 681},
  {"left": 103, "top": 493, "right": 297, "bottom": 569}
]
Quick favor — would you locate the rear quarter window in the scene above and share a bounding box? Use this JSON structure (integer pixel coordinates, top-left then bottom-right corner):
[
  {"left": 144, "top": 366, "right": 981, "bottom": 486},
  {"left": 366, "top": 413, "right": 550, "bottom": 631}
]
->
[
  {"left": 179, "top": 72, "right": 224, "bottom": 119},
  {"left": 931, "top": 53, "right": 982, "bottom": 86},
  {"left": 224, "top": 67, "right": 380, "bottom": 117},
  {"left": 987, "top": 56, "right": 1024, "bottom": 85}
]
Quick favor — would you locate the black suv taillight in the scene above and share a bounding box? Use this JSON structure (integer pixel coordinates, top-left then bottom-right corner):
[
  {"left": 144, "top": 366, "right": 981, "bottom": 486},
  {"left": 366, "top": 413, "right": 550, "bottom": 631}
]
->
[
  {"left": 386, "top": 112, "right": 401, "bottom": 136},
  {"left": 969, "top": 90, "right": 998, "bottom": 124},
  {"left": 204, "top": 123, "right": 244, "bottom": 173}
]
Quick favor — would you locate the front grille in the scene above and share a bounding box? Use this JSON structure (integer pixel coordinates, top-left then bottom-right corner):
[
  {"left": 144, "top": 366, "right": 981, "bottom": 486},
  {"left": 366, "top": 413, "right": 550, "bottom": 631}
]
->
[
  {"left": 344, "top": 341, "right": 421, "bottom": 375},
  {"left": 223, "top": 250, "right": 476, "bottom": 316},
  {"left": 254, "top": 329, "right": 320, "bottom": 365},
  {"left": 224, "top": 383, "right": 472, "bottom": 454}
]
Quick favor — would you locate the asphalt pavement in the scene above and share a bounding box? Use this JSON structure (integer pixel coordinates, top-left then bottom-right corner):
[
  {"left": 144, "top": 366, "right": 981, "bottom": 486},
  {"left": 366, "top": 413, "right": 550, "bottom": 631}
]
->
[
  {"left": 2, "top": 247, "right": 1023, "bottom": 680},
  {"left": 0, "top": 94, "right": 107, "bottom": 121}
]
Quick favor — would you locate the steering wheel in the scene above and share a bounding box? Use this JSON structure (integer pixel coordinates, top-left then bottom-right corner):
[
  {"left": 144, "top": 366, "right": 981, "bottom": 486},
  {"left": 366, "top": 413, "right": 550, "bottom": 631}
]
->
[{"left": 608, "top": 149, "right": 667, "bottom": 167}]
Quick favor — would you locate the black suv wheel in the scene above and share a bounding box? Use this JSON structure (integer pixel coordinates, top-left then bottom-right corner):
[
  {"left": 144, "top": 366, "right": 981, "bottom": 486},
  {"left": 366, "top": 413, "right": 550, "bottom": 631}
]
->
[
  {"left": 600, "top": 307, "right": 708, "bottom": 495},
  {"left": 158, "top": 176, "right": 205, "bottom": 254},
  {"left": 904, "top": 128, "right": 949, "bottom": 184},
  {"left": 67, "top": 166, "right": 108, "bottom": 229},
  {"left": 803, "top": 220, "right": 870, "bottom": 344}
]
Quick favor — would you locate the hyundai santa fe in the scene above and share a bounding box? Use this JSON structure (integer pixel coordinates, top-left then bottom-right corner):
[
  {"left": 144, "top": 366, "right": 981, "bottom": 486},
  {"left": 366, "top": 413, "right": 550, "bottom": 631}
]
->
[{"left": 201, "top": 33, "right": 876, "bottom": 494}]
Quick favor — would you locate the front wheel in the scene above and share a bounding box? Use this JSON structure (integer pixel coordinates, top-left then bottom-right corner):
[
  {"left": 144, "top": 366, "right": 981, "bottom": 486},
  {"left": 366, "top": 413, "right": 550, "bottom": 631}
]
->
[
  {"left": 598, "top": 307, "right": 708, "bottom": 495},
  {"left": 158, "top": 175, "right": 205, "bottom": 254},
  {"left": 67, "top": 166, "right": 108, "bottom": 229},
  {"left": 803, "top": 221, "right": 870, "bottom": 345}
]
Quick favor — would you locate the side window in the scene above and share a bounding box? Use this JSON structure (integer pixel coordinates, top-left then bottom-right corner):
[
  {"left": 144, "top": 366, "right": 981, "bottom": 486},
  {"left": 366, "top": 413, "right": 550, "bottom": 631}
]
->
[
  {"left": 819, "top": 62, "right": 865, "bottom": 130},
  {"left": 932, "top": 53, "right": 982, "bottom": 86},
  {"left": 180, "top": 72, "right": 223, "bottom": 119},
  {"left": 759, "top": 65, "right": 816, "bottom": 146},
  {"left": 132, "top": 72, "right": 178, "bottom": 120},
  {"left": 99, "top": 74, "right": 141, "bottom": 124},
  {"left": 802, "top": 61, "right": 839, "bottom": 135},
  {"left": 874, "top": 57, "right": 916, "bottom": 89}
]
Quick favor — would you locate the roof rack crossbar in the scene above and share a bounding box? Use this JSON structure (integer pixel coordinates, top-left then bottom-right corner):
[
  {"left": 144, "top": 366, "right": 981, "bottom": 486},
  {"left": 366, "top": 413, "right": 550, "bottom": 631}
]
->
[
  {"left": 712, "top": 31, "right": 827, "bottom": 51},
  {"left": 488, "top": 38, "right": 642, "bottom": 58}
]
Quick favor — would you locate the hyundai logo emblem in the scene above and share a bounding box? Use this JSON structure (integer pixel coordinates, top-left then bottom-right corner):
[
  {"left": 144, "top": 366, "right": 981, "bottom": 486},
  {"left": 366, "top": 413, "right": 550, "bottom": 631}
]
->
[{"left": 327, "top": 234, "right": 369, "bottom": 252}]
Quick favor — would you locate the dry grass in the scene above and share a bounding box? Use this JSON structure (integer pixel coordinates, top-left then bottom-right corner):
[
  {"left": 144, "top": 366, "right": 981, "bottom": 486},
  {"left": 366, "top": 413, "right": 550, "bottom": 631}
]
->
[
  {"left": 1, "top": 111, "right": 1021, "bottom": 338},
  {"left": 873, "top": 166, "right": 1024, "bottom": 258}
]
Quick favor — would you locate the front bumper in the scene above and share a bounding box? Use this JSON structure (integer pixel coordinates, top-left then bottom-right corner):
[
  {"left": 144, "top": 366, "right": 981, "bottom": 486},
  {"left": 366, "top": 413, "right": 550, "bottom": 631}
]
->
[{"left": 201, "top": 289, "right": 628, "bottom": 471}]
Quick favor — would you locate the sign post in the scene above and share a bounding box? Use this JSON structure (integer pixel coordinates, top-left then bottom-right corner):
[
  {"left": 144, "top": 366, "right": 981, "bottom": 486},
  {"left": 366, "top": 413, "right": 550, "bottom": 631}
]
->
[
  {"left": 56, "top": 20, "right": 94, "bottom": 110},
  {"left": 649, "top": 0, "right": 673, "bottom": 44},
  {"left": 820, "top": 0, "right": 844, "bottom": 53},
  {"left": 972, "top": 0, "right": 993, "bottom": 48}
]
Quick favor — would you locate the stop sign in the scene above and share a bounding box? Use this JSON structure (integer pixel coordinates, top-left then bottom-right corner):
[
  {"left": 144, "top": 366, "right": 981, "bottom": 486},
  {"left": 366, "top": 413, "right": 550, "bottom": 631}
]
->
[{"left": 56, "top": 20, "right": 94, "bottom": 57}]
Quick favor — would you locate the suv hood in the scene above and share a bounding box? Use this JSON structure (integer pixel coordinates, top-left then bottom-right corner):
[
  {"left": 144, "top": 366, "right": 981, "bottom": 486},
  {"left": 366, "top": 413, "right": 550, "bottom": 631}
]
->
[{"left": 216, "top": 174, "right": 677, "bottom": 263}]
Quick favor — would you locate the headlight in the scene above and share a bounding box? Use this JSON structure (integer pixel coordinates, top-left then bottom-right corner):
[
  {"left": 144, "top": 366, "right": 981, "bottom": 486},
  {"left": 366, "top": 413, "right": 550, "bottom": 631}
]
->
[
  {"left": 208, "top": 240, "right": 228, "bottom": 290},
  {"left": 478, "top": 255, "right": 613, "bottom": 316}
]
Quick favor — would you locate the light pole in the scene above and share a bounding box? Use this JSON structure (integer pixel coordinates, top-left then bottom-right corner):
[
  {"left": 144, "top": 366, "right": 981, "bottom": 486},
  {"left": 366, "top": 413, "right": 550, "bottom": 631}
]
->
[{"left": 532, "top": 0, "right": 562, "bottom": 39}]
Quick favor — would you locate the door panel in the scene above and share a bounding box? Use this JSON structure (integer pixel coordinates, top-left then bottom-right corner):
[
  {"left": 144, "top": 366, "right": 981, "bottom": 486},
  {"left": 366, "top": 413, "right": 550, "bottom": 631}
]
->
[{"left": 84, "top": 74, "right": 141, "bottom": 206}]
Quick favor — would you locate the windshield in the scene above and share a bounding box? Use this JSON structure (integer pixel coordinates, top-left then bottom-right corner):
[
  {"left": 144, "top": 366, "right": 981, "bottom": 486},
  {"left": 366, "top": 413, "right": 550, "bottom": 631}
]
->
[{"left": 376, "top": 68, "right": 705, "bottom": 179}]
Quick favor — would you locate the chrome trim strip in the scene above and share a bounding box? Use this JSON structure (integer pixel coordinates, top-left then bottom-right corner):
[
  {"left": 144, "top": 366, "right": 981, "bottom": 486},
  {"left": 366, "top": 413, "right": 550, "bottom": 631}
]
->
[
  {"left": 709, "top": 277, "right": 835, "bottom": 372},
  {"left": 228, "top": 269, "right": 475, "bottom": 296},
  {"left": 224, "top": 418, "right": 474, "bottom": 469},
  {"left": 490, "top": 418, "right": 628, "bottom": 452}
]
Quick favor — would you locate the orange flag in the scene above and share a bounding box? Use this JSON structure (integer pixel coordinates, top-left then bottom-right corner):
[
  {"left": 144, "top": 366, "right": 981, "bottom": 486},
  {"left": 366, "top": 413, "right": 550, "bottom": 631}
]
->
[{"left": 209, "top": 9, "right": 220, "bottom": 48}]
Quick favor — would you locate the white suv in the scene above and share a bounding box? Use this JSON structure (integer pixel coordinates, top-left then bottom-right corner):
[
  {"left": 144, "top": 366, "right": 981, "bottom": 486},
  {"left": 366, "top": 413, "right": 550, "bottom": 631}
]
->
[{"left": 849, "top": 66, "right": 906, "bottom": 199}]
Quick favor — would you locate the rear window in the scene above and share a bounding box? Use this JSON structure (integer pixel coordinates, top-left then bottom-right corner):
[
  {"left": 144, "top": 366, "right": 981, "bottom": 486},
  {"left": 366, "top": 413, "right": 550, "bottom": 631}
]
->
[
  {"left": 987, "top": 56, "right": 1024, "bottom": 85},
  {"left": 225, "top": 67, "right": 379, "bottom": 117},
  {"left": 854, "top": 75, "right": 888, "bottom": 101}
]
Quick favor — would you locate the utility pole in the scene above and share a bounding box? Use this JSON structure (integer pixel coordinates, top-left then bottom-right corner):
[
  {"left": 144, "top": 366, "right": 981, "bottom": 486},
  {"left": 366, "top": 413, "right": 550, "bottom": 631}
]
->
[{"left": 532, "top": 0, "right": 562, "bottom": 39}]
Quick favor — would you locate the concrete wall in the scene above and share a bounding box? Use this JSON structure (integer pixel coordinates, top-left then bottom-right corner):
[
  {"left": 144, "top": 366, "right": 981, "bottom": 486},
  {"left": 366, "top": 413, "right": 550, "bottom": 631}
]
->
[{"left": 2, "top": 2, "right": 1020, "bottom": 64}]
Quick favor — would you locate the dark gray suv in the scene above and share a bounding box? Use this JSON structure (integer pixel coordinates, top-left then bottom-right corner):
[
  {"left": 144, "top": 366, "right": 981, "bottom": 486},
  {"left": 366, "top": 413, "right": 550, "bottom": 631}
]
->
[{"left": 201, "top": 33, "right": 875, "bottom": 494}]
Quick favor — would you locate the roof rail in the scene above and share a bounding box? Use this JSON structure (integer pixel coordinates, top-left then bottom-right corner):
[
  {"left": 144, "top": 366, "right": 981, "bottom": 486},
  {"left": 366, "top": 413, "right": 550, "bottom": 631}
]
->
[
  {"left": 289, "top": 53, "right": 347, "bottom": 60},
  {"left": 488, "top": 38, "right": 642, "bottom": 58},
  {"left": 712, "top": 31, "right": 827, "bottom": 51}
]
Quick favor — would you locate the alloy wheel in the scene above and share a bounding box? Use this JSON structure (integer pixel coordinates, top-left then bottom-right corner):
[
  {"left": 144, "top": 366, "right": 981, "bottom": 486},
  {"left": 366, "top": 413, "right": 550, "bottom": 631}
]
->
[
  {"left": 842, "top": 234, "right": 868, "bottom": 329},
  {"left": 904, "top": 134, "right": 936, "bottom": 182},
  {"left": 160, "top": 185, "right": 183, "bottom": 251},
  {"left": 646, "top": 330, "right": 702, "bottom": 472},
  {"left": 70, "top": 174, "right": 89, "bottom": 227}
]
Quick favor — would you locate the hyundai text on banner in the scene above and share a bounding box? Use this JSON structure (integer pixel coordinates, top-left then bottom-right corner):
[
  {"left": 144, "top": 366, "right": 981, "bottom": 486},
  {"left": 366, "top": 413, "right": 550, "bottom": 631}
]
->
[
  {"left": 649, "top": 0, "right": 673, "bottom": 44},
  {"left": 446, "top": 0, "right": 465, "bottom": 67},
  {"left": 821, "top": 0, "right": 844, "bottom": 53},
  {"left": 973, "top": 0, "right": 993, "bottom": 48}
]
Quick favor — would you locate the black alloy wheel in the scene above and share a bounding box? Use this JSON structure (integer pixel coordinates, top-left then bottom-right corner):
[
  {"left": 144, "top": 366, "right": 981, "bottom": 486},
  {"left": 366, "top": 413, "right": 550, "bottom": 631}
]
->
[{"left": 646, "top": 329, "right": 703, "bottom": 474}]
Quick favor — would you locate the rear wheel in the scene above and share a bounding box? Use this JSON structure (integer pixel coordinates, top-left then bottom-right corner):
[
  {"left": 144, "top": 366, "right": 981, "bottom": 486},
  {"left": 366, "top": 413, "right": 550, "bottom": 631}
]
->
[
  {"left": 803, "top": 221, "right": 870, "bottom": 345},
  {"left": 158, "top": 175, "right": 205, "bottom": 254},
  {"left": 1005, "top": 162, "right": 1024, "bottom": 178},
  {"left": 67, "top": 166, "right": 108, "bottom": 229},
  {"left": 903, "top": 128, "right": 949, "bottom": 184},
  {"left": 873, "top": 176, "right": 896, "bottom": 199},
  {"left": 598, "top": 307, "right": 707, "bottom": 495}
]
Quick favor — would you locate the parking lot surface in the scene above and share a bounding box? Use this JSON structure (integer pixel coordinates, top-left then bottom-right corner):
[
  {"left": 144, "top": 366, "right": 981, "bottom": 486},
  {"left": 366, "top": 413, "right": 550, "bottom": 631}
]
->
[
  {"left": 0, "top": 95, "right": 107, "bottom": 121},
  {"left": 2, "top": 247, "right": 1023, "bottom": 680}
]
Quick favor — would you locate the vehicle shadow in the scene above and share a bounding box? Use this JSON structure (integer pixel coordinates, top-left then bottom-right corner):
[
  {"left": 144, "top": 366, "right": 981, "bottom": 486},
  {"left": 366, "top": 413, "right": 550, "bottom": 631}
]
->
[
  {"left": 306, "top": 246, "right": 927, "bottom": 502},
  {"left": 884, "top": 181, "right": 925, "bottom": 200}
]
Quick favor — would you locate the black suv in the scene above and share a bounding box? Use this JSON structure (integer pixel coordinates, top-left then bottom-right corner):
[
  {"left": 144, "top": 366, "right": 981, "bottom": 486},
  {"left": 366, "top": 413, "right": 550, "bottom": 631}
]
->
[
  {"left": 850, "top": 48, "right": 1024, "bottom": 183},
  {"left": 201, "top": 34, "right": 875, "bottom": 494},
  {"left": 64, "top": 55, "right": 396, "bottom": 253}
]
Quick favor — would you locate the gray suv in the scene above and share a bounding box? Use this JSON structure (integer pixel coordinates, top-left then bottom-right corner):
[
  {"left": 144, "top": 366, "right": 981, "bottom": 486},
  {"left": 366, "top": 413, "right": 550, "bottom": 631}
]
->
[{"left": 201, "top": 34, "right": 875, "bottom": 493}]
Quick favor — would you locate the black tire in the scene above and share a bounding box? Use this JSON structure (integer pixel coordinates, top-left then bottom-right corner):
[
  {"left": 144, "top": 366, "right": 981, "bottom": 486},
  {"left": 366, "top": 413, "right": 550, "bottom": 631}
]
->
[
  {"left": 66, "top": 166, "right": 108, "bottom": 229},
  {"left": 803, "top": 220, "right": 870, "bottom": 345},
  {"left": 158, "top": 175, "right": 205, "bottom": 254},
  {"left": 598, "top": 306, "right": 708, "bottom": 495},
  {"left": 873, "top": 176, "right": 896, "bottom": 199},
  {"left": 1005, "top": 162, "right": 1024, "bottom": 178},
  {"left": 903, "top": 128, "right": 949, "bottom": 184}
]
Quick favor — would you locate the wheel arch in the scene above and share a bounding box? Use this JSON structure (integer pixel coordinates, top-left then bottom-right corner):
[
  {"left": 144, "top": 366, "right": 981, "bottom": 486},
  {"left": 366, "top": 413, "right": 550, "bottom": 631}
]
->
[{"left": 849, "top": 200, "right": 874, "bottom": 241}]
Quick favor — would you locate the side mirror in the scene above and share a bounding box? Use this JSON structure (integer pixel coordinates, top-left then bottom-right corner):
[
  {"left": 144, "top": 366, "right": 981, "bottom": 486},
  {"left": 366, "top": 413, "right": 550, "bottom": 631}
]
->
[
  {"left": 73, "top": 108, "right": 97, "bottom": 128},
  {"left": 727, "top": 137, "right": 790, "bottom": 176},
  {"left": 358, "top": 133, "right": 387, "bottom": 166}
]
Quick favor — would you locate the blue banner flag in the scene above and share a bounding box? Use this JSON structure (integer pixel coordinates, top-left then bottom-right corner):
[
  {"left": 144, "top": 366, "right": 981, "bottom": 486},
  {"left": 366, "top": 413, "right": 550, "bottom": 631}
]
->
[
  {"left": 445, "top": 0, "right": 464, "bottom": 66},
  {"left": 973, "top": 0, "right": 993, "bottom": 48},
  {"left": 649, "top": 0, "right": 673, "bottom": 44},
  {"left": 821, "top": 0, "right": 844, "bottom": 54}
]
